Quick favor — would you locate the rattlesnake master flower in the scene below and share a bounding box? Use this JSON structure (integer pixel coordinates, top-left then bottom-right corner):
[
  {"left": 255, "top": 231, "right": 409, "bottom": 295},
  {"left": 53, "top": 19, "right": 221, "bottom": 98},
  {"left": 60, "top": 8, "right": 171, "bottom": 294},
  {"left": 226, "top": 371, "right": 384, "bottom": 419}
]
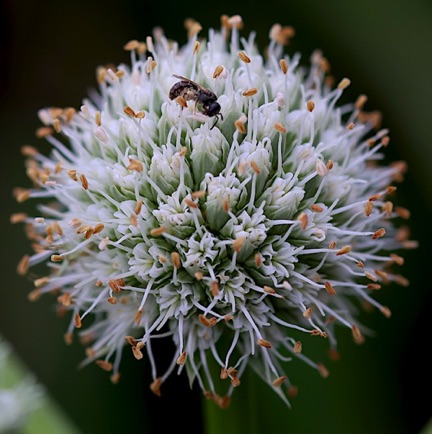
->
[{"left": 14, "top": 15, "right": 414, "bottom": 407}]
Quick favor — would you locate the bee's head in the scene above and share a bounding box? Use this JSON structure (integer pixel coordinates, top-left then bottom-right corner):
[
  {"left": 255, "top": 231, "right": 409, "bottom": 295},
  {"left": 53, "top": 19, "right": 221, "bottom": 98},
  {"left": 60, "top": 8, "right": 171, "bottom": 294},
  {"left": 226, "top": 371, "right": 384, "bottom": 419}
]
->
[{"left": 203, "top": 101, "right": 221, "bottom": 117}]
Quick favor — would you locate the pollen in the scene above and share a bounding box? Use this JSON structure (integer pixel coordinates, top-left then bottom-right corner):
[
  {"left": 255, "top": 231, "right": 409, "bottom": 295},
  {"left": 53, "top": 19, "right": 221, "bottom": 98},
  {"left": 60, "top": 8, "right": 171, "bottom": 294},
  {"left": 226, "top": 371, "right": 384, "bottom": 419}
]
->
[
  {"left": 297, "top": 212, "right": 308, "bottom": 230},
  {"left": 372, "top": 228, "right": 386, "bottom": 239},
  {"left": 123, "top": 106, "right": 136, "bottom": 117},
  {"left": 390, "top": 253, "right": 404, "bottom": 266},
  {"left": 250, "top": 161, "right": 261, "bottom": 174},
  {"left": 211, "top": 281, "right": 219, "bottom": 297},
  {"left": 317, "top": 363, "right": 329, "bottom": 378},
  {"left": 191, "top": 190, "right": 206, "bottom": 199},
  {"left": 108, "top": 279, "right": 124, "bottom": 293},
  {"left": 242, "top": 88, "right": 258, "bottom": 97},
  {"left": 171, "top": 251, "right": 181, "bottom": 269},
  {"left": 355, "top": 94, "right": 368, "bottom": 110},
  {"left": 274, "top": 123, "right": 286, "bottom": 133},
  {"left": 123, "top": 39, "right": 139, "bottom": 51},
  {"left": 184, "top": 197, "right": 198, "bottom": 208},
  {"left": 50, "top": 254, "right": 63, "bottom": 262},
  {"left": 337, "top": 77, "right": 351, "bottom": 90},
  {"left": 306, "top": 100, "right": 315, "bottom": 112},
  {"left": 395, "top": 206, "right": 410, "bottom": 219},
  {"left": 175, "top": 96, "right": 188, "bottom": 108},
  {"left": 233, "top": 236, "right": 246, "bottom": 253},
  {"left": 336, "top": 245, "right": 351, "bottom": 256},
  {"left": 293, "top": 341, "right": 302, "bottom": 353},
  {"left": 238, "top": 51, "right": 251, "bottom": 63},
  {"left": 365, "top": 201, "right": 374, "bottom": 217},
  {"left": 74, "top": 313, "right": 82, "bottom": 328},
  {"left": 150, "top": 226, "right": 167, "bottom": 236},
  {"left": 369, "top": 193, "right": 382, "bottom": 202},
  {"left": 80, "top": 174, "right": 89, "bottom": 190},
  {"left": 235, "top": 117, "right": 247, "bottom": 134},
  {"left": 303, "top": 308, "right": 312, "bottom": 319},
  {"left": 257, "top": 338, "right": 272, "bottom": 348},
  {"left": 324, "top": 281, "right": 336, "bottom": 296},
  {"left": 35, "top": 127, "right": 53, "bottom": 138},
  {"left": 134, "top": 309, "right": 142, "bottom": 324},
  {"left": 263, "top": 286, "right": 276, "bottom": 294},
  {"left": 199, "top": 315, "right": 217, "bottom": 327},
  {"left": 213, "top": 65, "right": 224, "bottom": 78},
  {"left": 279, "top": 59, "right": 289, "bottom": 74},
  {"left": 132, "top": 346, "right": 144, "bottom": 360},
  {"left": 16, "top": 255, "right": 30, "bottom": 275},
  {"left": 57, "top": 292, "right": 71, "bottom": 307},
  {"left": 176, "top": 351, "right": 187, "bottom": 365},
  {"left": 127, "top": 158, "right": 144, "bottom": 172},
  {"left": 272, "top": 376, "right": 287, "bottom": 387},
  {"left": 380, "top": 306, "right": 392, "bottom": 318},
  {"left": 351, "top": 324, "right": 364, "bottom": 344},
  {"left": 107, "top": 297, "right": 117, "bottom": 305},
  {"left": 96, "top": 360, "right": 113, "bottom": 372},
  {"left": 310, "top": 204, "right": 323, "bottom": 212}
]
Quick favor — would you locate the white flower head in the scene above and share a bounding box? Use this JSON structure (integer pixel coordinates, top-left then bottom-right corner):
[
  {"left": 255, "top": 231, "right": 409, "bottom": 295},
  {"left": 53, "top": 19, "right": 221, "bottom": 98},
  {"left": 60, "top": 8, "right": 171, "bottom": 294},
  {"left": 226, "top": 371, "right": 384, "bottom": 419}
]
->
[{"left": 14, "top": 15, "right": 415, "bottom": 408}]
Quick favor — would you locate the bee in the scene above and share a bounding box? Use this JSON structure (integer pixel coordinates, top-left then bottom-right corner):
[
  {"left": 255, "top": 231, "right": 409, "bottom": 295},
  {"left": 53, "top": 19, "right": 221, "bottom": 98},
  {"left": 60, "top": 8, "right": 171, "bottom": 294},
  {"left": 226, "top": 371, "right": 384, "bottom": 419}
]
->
[{"left": 169, "top": 74, "right": 223, "bottom": 129}]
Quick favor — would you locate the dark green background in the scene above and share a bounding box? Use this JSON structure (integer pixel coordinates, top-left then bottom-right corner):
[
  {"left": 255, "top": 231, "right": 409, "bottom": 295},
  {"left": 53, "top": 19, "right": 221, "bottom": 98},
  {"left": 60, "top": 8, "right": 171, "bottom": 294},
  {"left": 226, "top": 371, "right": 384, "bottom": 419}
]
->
[{"left": 1, "top": 1, "right": 431, "bottom": 433}]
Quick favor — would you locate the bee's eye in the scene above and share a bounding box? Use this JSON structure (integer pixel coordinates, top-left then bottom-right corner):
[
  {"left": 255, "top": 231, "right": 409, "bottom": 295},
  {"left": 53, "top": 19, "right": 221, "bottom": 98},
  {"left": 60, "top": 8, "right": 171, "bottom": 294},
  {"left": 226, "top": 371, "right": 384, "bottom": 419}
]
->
[{"left": 205, "top": 102, "right": 221, "bottom": 117}]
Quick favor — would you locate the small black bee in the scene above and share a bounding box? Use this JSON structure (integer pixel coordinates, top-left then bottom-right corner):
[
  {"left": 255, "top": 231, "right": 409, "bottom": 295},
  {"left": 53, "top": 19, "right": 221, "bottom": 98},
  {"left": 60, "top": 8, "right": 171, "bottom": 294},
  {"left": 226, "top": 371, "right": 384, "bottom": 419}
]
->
[{"left": 169, "top": 74, "right": 223, "bottom": 129}]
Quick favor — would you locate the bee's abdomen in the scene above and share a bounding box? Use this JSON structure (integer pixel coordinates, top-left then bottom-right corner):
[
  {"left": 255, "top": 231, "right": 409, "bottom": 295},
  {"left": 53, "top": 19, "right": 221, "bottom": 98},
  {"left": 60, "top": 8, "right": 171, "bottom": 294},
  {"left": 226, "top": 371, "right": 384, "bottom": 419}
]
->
[{"left": 169, "top": 81, "right": 197, "bottom": 101}]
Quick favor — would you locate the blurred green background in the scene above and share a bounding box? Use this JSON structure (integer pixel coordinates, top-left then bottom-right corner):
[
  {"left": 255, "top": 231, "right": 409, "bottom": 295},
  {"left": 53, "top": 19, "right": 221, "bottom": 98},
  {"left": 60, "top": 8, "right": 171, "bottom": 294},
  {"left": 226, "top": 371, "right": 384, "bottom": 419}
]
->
[{"left": 1, "top": 0, "right": 431, "bottom": 433}]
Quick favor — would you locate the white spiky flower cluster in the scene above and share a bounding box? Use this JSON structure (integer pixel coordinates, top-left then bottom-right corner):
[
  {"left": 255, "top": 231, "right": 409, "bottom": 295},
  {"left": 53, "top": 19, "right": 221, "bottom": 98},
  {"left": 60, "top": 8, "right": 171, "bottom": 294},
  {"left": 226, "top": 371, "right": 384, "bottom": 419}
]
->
[
  {"left": 0, "top": 337, "right": 45, "bottom": 432},
  {"left": 14, "top": 15, "right": 414, "bottom": 407}
]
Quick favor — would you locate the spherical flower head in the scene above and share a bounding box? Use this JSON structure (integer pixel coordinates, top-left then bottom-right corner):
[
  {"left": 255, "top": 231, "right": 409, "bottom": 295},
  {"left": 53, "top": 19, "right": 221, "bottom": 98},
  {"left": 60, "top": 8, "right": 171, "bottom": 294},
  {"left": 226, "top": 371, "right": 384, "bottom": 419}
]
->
[{"left": 14, "top": 15, "right": 415, "bottom": 407}]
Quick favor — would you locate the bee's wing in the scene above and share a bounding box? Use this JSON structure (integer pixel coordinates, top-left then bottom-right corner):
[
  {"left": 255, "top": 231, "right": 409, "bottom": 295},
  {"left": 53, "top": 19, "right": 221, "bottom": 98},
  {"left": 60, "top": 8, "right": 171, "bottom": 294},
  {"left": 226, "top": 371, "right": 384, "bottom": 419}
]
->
[{"left": 172, "top": 74, "right": 212, "bottom": 95}]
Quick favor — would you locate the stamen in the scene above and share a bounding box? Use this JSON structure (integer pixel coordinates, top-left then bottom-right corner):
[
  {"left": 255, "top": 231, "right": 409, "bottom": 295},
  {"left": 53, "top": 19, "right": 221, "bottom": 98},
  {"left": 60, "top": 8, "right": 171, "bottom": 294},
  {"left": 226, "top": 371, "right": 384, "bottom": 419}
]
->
[
  {"left": 336, "top": 245, "right": 351, "bottom": 255},
  {"left": 233, "top": 236, "right": 246, "bottom": 253},
  {"left": 238, "top": 51, "right": 251, "bottom": 63},
  {"left": 310, "top": 204, "right": 323, "bottom": 212},
  {"left": 177, "top": 352, "right": 187, "bottom": 365},
  {"left": 35, "top": 127, "right": 53, "bottom": 138},
  {"left": 364, "top": 201, "right": 373, "bottom": 217},
  {"left": 372, "top": 228, "right": 386, "bottom": 239},
  {"left": 150, "top": 226, "right": 167, "bottom": 236},
  {"left": 96, "top": 360, "right": 113, "bottom": 371},
  {"left": 171, "top": 252, "right": 181, "bottom": 269},
  {"left": 303, "top": 308, "right": 312, "bottom": 319},
  {"left": 306, "top": 100, "right": 315, "bottom": 112},
  {"left": 324, "top": 281, "right": 336, "bottom": 296},
  {"left": 242, "top": 88, "right": 258, "bottom": 97},
  {"left": 351, "top": 325, "right": 364, "bottom": 344},
  {"left": 211, "top": 281, "right": 219, "bottom": 297},
  {"left": 16, "top": 255, "right": 30, "bottom": 275},
  {"left": 272, "top": 376, "right": 286, "bottom": 387},
  {"left": 279, "top": 59, "right": 288, "bottom": 74},
  {"left": 337, "top": 78, "right": 351, "bottom": 90},
  {"left": 395, "top": 207, "right": 410, "bottom": 219},
  {"left": 74, "top": 313, "right": 82, "bottom": 328},
  {"left": 50, "top": 254, "right": 63, "bottom": 262},
  {"left": 123, "top": 40, "right": 140, "bottom": 51},
  {"left": 213, "top": 65, "right": 224, "bottom": 78},
  {"left": 257, "top": 338, "right": 272, "bottom": 348},
  {"left": 293, "top": 341, "right": 302, "bottom": 353}
]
